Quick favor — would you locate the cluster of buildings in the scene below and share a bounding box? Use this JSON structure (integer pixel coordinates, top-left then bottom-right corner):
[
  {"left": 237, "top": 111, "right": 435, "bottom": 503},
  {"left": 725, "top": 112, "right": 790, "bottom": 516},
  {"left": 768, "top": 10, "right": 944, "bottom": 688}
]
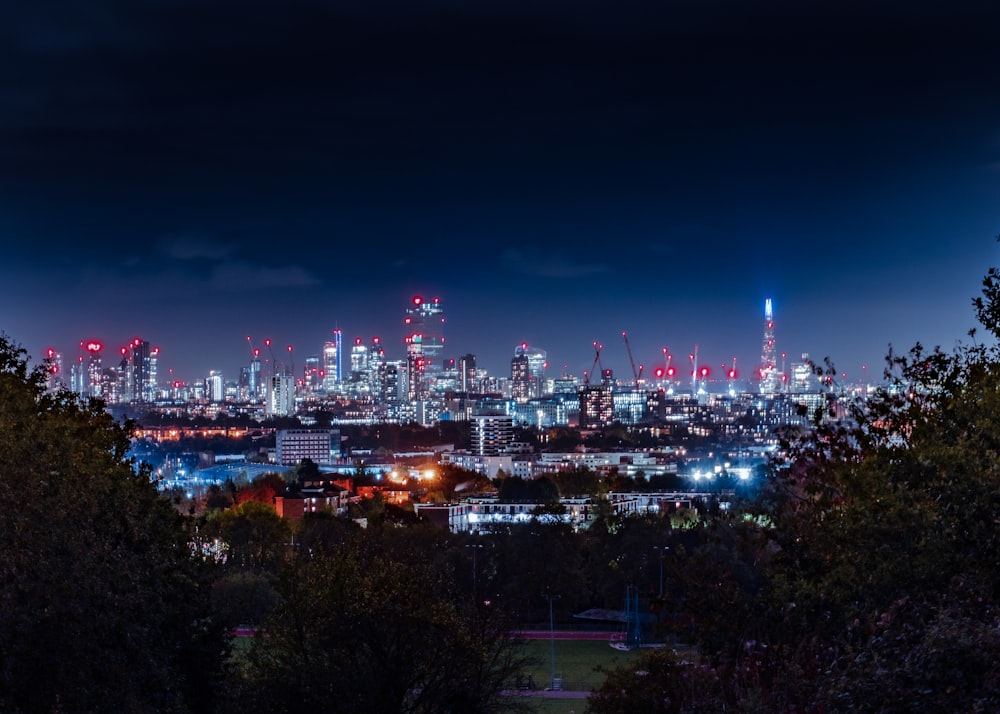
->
[{"left": 47, "top": 296, "right": 856, "bottom": 434}]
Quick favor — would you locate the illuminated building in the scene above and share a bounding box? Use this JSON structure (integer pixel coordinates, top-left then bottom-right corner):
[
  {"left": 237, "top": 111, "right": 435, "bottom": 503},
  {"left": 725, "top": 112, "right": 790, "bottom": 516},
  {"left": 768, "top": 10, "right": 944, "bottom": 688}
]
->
[
  {"left": 512, "top": 343, "right": 546, "bottom": 401},
  {"left": 322, "top": 332, "right": 342, "bottom": 392},
  {"left": 350, "top": 337, "right": 368, "bottom": 378},
  {"left": 459, "top": 353, "right": 477, "bottom": 393},
  {"left": 206, "top": 370, "right": 224, "bottom": 403},
  {"left": 759, "top": 298, "right": 780, "bottom": 395},
  {"left": 248, "top": 356, "right": 262, "bottom": 400},
  {"left": 470, "top": 414, "right": 514, "bottom": 456},
  {"left": 275, "top": 428, "right": 340, "bottom": 466},
  {"left": 123, "top": 338, "right": 156, "bottom": 403},
  {"left": 515, "top": 397, "right": 569, "bottom": 428},
  {"left": 303, "top": 356, "right": 321, "bottom": 393},
  {"left": 378, "top": 360, "right": 404, "bottom": 419},
  {"left": 613, "top": 388, "right": 650, "bottom": 425},
  {"left": 43, "top": 348, "right": 63, "bottom": 393},
  {"left": 789, "top": 353, "right": 819, "bottom": 393},
  {"left": 77, "top": 340, "right": 104, "bottom": 400},
  {"left": 511, "top": 350, "right": 530, "bottom": 403},
  {"left": 404, "top": 295, "right": 445, "bottom": 400},
  {"left": 579, "top": 386, "right": 613, "bottom": 429},
  {"left": 266, "top": 373, "right": 295, "bottom": 416}
]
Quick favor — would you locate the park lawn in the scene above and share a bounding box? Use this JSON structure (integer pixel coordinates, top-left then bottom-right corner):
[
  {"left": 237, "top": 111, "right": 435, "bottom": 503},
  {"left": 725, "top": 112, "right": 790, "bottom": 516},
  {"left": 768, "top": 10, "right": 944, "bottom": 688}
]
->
[{"left": 517, "top": 638, "right": 645, "bottom": 693}]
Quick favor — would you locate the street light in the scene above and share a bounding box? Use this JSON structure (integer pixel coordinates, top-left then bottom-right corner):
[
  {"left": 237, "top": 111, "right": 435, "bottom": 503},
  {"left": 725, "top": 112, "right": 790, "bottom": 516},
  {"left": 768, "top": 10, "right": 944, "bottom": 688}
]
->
[
  {"left": 465, "top": 543, "right": 484, "bottom": 596},
  {"left": 653, "top": 546, "right": 669, "bottom": 598},
  {"left": 542, "top": 589, "right": 561, "bottom": 690}
]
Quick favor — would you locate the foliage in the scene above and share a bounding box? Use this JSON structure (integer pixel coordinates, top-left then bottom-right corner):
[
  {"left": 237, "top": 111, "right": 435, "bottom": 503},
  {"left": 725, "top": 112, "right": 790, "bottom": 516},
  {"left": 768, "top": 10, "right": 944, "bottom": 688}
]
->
[
  {"left": 497, "top": 475, "right": 559, "bottom": 503},
  {"left": 588, "top": 648, "right": 728, "bottom": 714},
  {"left": 590, "top": 265, "right": 1000, "bottom": 711},
  {"left": 201, "top": 500, "right": 291, "bottom": 572},
  {"left": 548, "top": 465, "right": 603, "bottom": 497},
  {"left": 0, "top": 335, "right": 218, "bottom": 713},
  {"left": 227, "top": 536, "right": 534, "bottom": 713}
]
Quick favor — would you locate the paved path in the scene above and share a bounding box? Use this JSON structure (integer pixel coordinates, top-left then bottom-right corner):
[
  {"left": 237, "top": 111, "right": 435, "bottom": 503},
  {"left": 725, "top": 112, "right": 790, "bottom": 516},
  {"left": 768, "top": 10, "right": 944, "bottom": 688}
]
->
[
  {"left": 513, "top": 630, "right": 613, "bottom": 640},
  {"left": 504, "top": 689, "right": 590, "bottom": 699}
]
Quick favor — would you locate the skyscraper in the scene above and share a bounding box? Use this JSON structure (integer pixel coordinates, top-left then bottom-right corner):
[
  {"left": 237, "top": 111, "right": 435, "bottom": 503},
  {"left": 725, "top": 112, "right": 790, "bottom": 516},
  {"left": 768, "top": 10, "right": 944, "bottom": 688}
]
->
[
  {"left": 512, "top": 343, "right": 547, "bottom": 400},
  {"left": 511, "top": 349, "right": 530, "bottom": 403},
  {"left": 266, "top": 373, "right": 295, "bottom": 416},
  {"left": 404, "top": 295, "right": 445, "bottom": 400},
  {"left": 322, "top": 331, "right": 343, "bottom": 392},
  {"left": 459, "top": 353, "right": 477, "bottom": 393},
  {"left": 126, "top": 338, "right": 156, "bottom": 403},
  {"left": 759, "top": 298, "right": 780, "bottom": 395}
]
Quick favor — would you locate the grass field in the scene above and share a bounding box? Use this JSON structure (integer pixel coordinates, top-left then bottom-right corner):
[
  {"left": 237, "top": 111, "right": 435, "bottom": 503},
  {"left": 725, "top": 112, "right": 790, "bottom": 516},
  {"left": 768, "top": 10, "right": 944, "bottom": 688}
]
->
[{"left": 517, "top": 638, "right": 643, "bottom": 693}]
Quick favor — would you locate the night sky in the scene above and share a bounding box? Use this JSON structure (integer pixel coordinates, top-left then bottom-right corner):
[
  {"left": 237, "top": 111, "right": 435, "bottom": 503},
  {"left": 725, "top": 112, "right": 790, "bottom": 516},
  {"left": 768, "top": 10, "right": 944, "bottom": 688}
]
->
[{"left": 3, "top": 1, "right": 1000, "bottom": 387}]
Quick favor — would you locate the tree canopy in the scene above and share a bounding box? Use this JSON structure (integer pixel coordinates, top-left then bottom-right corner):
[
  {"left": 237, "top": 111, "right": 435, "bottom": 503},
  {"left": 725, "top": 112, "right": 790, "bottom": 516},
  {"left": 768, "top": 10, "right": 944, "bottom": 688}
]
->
[
  {"left": 0, "top": 335, "right": 216, "bottom": 712},
  {"left": 591, "top": 264, "right": 1000, "bottom": 711}
]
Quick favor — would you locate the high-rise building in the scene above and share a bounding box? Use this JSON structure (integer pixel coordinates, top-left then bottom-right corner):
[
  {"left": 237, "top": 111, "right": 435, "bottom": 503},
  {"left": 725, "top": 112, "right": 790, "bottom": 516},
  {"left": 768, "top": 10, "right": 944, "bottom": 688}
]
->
[
  {"left": 759, "top": 298, "right": 780, "bottom": 395},
  {"left": 579, "top": 386, "right": 613, "bottom": 429},
  {"left": 511, "top": 349, "right": 531, "bottom": 403},
  {"left": 266, "top": 373, "right": 295, "bottom": 416},
  {"left": 350, "top": 337, "right": 369, "bottom": 379},
  {"left": 470, "top": 414, "right": 514, "bottom": 456},
  {"left": 303, "top": 356, "right": 321, "bottom": 393},
  {"left": 44, "top": 348, "right": 64, "bottom": 393},
  {"left": 206, "top": 370, "right": 225, "bottom": 403},
  {"left": 378, "top": 360, "right": 404, "bottom": 419},
  {"left": 404, "top": 295, "right": 445, "bottom": 400},
  {"left": 459, "top": 353, "right": 477, "bottom": 393},
  {"left": 512, "top": 343, "right": 546, "bottom": 400},
  {"left": 83, "top": 340, "right": 103, "bottom": 400},
  {"left": 322, "top": 332, "right": 343, "bottom": 392},
  {"left": 125, "top": 338, "right": 156, "bottom": 403}
]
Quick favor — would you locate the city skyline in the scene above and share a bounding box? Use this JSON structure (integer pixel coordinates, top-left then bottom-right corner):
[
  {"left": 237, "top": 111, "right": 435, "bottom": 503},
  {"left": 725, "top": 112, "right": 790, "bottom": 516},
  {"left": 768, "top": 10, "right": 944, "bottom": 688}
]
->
[{"left": 3, "top": 2, "right": 999, "bottom": 383}]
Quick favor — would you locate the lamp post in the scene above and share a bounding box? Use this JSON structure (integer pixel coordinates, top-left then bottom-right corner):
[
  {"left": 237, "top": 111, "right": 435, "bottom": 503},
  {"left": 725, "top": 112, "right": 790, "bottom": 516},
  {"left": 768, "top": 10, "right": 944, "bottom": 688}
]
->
[
  {"left": 542, "top": 589, "right": 561, "bottom": 690},
  {"left": 465, "top": 543, "right": 483, "bottom": 596},
  {"left": 653, "top": 545, "right": 669, "bottom": 598}
]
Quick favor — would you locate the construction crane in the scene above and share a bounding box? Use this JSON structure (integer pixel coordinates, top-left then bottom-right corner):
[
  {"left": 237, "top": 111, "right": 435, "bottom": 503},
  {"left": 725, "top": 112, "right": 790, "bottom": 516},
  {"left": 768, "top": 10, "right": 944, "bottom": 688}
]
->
[
  {"left": 622, "top": 331, "right": 643, "bottom": 387},
  {"left": 583, "top": 341, "right": 604, "bottom": 386}
]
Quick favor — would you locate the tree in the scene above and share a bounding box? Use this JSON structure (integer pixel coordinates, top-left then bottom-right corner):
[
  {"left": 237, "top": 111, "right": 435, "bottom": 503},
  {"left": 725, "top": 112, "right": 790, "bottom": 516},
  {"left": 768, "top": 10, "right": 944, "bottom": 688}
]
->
[
  {"left": 0, "top": 335, "right": 215, "bottom": 713},
  {"left": 203, "top": 500, "right": 290, "bottom": 572},
  {"left": 592, "top": 265, "right": 1000, "bottom": 711},
  {"left": 227, "top": 536, "right": 533, "bottom": 713}
]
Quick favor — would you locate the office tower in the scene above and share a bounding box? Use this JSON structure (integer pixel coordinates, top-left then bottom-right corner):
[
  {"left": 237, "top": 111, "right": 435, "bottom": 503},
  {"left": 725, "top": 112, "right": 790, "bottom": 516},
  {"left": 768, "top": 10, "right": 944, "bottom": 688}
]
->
[
  {"left": 303, "top": 356, "right": 321, "bottom": 393},
  {"left": 82, "top": 340, "right": 103, "bottom": 399},
  {"left": 511, "top": 349, "right": 530, "bottom": 403},
  {"left": 513, "top": 343, "right": 546, "bottom": 400},
  {"left": 206, "top": 370, "right": 225, "bottom": 403},
  {"left": 332, "top": 329, "right": 342, "bottom": 382},
  {"left": 322, "top": 332, "right": 342, "bottom": 392},
  {"left": 459, "top": 353, "right": 477, "bottom": 393},
  {"left": 404, "top": 295, "right": 445, "bottom": 400},
  {"left": 350, "top": 337, "right": 369, "bottom": 379},
  {"left": 378, "top": 360, "right": 404, "bottom": 418},
  {"left": 759, "top": 298, "right": 780, "bottom": 395}
]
